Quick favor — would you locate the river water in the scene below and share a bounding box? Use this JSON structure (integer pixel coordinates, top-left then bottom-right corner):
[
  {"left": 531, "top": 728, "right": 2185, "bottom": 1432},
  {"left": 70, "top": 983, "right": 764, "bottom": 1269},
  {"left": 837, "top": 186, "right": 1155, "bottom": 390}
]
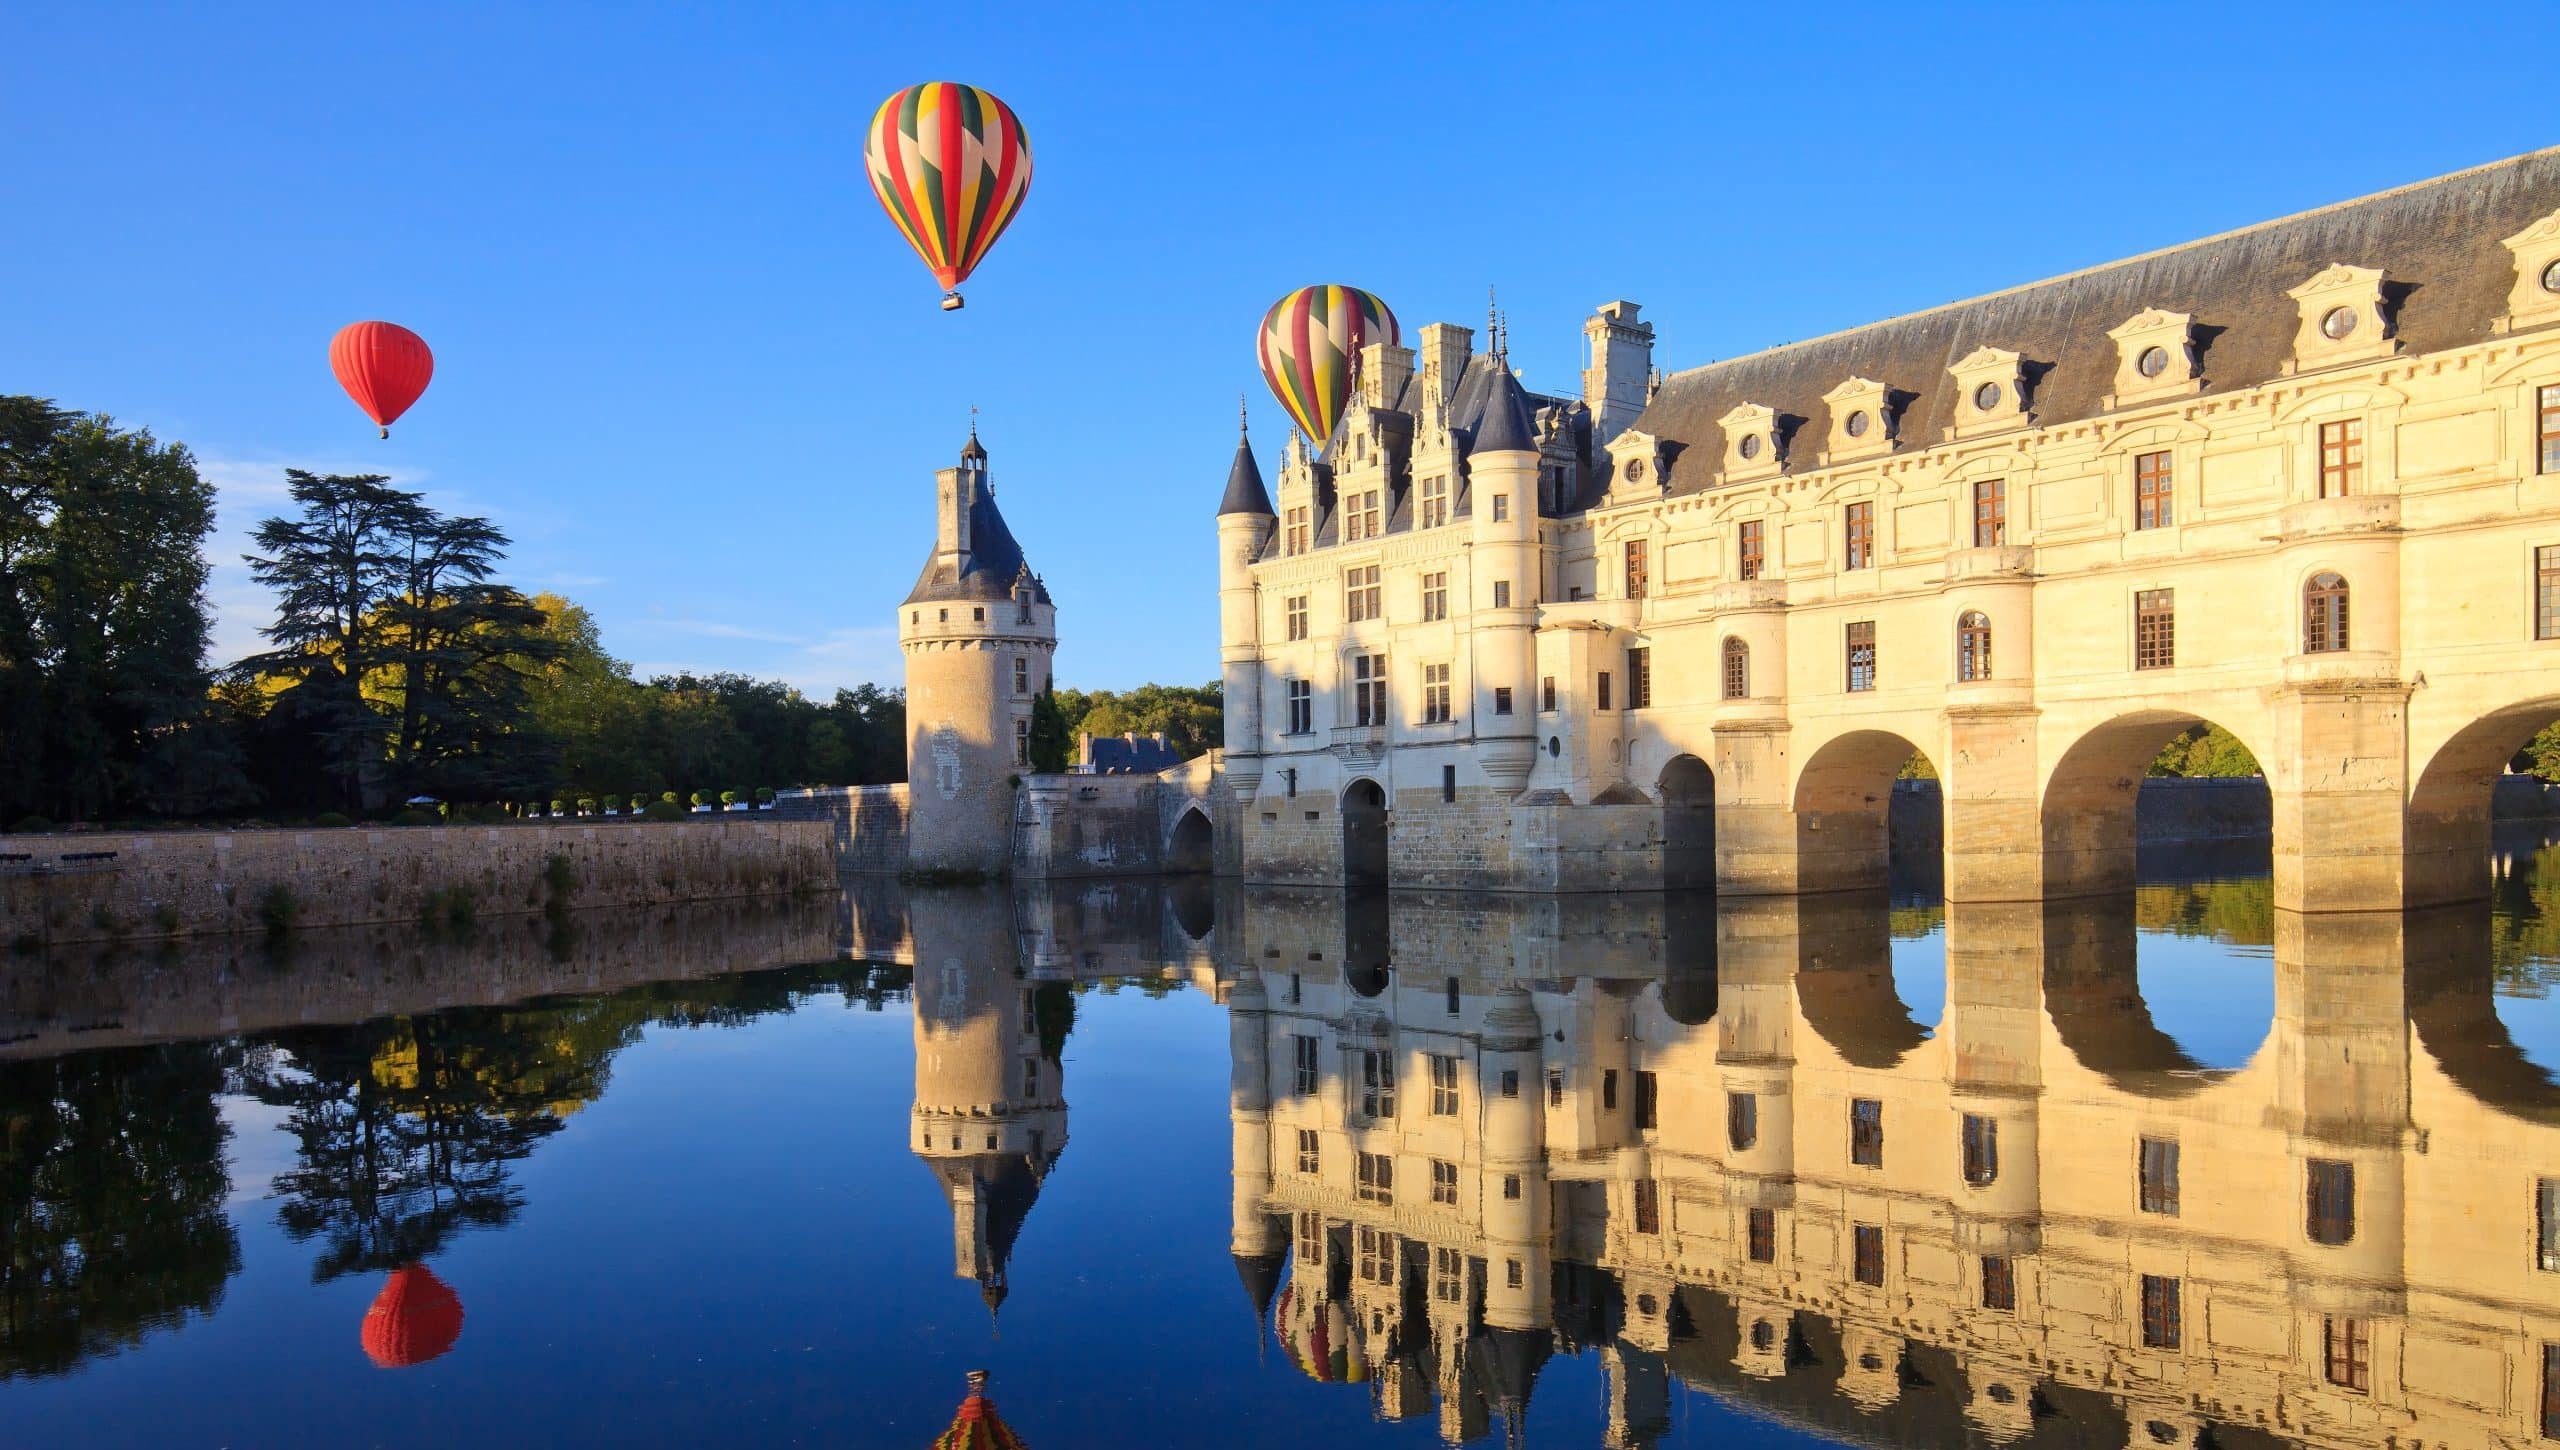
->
[{"left": 9, "top": 838, "right": 2560, "bottom": 1448}]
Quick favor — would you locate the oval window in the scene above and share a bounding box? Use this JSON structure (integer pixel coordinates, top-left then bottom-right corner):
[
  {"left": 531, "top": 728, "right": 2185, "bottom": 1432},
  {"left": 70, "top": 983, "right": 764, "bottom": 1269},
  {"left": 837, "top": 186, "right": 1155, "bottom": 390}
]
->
[
  {"left": 2137, "top": 345, "right": 2170, "bottom": 377},
  {"left": 1547, "top": 737, "right": 1561, "bottom": 758},
  {"left": 2544, "top": 259, "right": 2560, "bottom": 294},
  {"left": 1974, "top": 381, "right": 2003, "bottom": 411},
  {"left": 1845, "top": 409, "right": 1870, "bottom": 437},
  {"left": 1738, "top": 433, "right": 1761, "bottom": 460},
  {"left": 2321, "top": 306, "right": 2359, "bottom": 340},
  {"left": 1625, "top": 458, "right": 1645, "bottom": 482}
]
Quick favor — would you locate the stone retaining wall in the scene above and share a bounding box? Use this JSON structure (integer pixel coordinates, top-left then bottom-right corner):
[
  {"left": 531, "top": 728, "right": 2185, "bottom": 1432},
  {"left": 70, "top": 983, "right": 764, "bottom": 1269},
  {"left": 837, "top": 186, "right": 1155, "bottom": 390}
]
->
[{"left": 0, "top": 818, "right": 834, "bottom": 946}]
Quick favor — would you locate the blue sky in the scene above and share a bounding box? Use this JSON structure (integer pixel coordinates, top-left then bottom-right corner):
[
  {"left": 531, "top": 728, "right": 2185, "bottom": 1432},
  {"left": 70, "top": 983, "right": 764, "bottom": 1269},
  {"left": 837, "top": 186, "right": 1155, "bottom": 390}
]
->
[{"left": 4, "top": 4, "right": 2550, "bottom": 694}]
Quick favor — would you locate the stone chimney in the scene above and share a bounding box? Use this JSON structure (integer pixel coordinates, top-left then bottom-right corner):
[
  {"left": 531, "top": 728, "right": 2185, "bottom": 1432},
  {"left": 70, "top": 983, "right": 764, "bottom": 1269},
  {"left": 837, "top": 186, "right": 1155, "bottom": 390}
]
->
[
  {"left": 1361, "top": 341, "right": 1415, "bottom": 410},
  {"left": 1582, "top": 301, "right": 1655, "bottom": 446},
  {"left": 1417, "top": 323, "right": 1474, "bottom": 418}
]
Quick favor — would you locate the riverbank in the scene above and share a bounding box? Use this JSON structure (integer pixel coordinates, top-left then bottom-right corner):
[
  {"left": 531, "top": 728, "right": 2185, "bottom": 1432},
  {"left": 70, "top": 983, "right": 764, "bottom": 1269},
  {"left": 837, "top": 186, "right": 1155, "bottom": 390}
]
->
[{"left": 0, "top": 817, "right": 836, "bottom": 947}]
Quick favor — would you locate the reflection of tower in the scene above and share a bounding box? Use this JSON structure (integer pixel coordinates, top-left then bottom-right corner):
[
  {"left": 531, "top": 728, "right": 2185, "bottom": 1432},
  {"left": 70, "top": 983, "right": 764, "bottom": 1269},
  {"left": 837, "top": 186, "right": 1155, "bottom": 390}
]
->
[
  {"left": 900, "top": 430, "right": 1057, "bottom": 878},
  {"left": 910, "top": 888, "right": 1066, "bottom": 1317},
  {"left": 1228, "top": 966, "right": 1287, "bottom": 1337}
]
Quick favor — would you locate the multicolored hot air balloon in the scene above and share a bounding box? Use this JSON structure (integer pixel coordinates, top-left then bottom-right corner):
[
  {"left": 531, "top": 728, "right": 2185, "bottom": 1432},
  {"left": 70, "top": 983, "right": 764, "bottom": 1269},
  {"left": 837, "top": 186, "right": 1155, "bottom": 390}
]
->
[
  {"left": 1256, "top": 286, "right": 1399, "bottom": 450},
  {"left": 864, "top": 82, "right": 1033, "bottom": 311},
  {"left": 330, "top": 321, "right": 434, "bottom": 440}
]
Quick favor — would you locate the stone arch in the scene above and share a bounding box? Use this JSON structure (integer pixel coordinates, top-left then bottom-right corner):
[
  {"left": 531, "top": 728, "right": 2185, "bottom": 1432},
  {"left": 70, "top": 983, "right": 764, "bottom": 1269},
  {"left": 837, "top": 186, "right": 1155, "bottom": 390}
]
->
[
  {"left": 2405, "top": 903, "right": 2560, "bottom": 1121},
  {"left": 1660, "top": 754, "right": 1716, "bottom": 891},
  {"left": 2041, "top": 710, "right": 2270, "bottom": 901},
  {"left": 1341, "top": 778, "right": 1389, "bottom": 886},
  {"left": 1791, "top": 728, "right": 1942, "bottom": 897},
  {"left": 1166, "top": 804, "right": 1213, "bottom": 874},
  {"left": 2409, "top": 693, "right": 2560, "bottom": 906}
]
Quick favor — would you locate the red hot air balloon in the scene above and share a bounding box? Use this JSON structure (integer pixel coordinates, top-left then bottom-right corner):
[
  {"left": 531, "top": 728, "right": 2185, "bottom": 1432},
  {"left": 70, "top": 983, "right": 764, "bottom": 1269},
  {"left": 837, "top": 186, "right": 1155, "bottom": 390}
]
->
[
  {"left": 864, "top": 82, "right": 1033, "bottom": 311},
  {"left": 360, "top": 1263, "right": 464, "bottom": 1368},
  {"left": 330, "top": 322, "right": 435, "bottom": 439}
]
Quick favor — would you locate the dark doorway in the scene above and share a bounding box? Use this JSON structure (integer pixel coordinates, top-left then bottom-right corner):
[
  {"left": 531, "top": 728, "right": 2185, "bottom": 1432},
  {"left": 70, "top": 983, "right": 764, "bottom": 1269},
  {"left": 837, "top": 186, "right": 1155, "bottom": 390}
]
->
[
  {"left": 1342, "top": 779, "right": 1389, "bottom": 886},
  {"left": 1660, "top": 755, "right": 1716, "bottom": 892},
  {"left": 1167, "top": 807, "right": 1213, "bottom": 874}
]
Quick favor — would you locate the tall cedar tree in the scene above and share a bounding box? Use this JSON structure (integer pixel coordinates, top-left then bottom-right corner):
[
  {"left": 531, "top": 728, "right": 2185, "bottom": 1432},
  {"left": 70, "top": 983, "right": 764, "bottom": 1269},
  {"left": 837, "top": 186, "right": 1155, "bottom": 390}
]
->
[
  {"left": 0, "top": 397, "right": 239, "bottom": 821},
  {"left": 1027, "top": 687, "right": 1073, "bottom": 773}
]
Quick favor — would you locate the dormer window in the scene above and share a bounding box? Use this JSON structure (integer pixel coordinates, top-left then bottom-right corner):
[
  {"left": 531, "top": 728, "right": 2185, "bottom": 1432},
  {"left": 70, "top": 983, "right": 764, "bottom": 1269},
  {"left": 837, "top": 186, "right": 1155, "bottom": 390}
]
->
[
  {"left": 1719, "top": 403, "right": 1783, "bottom": 482},
  {"left": 1821, "top": 376, "right": 1896, "bottom": 462},
  {"left": 2501, "top": 209, "right": 2560, "bottom": 334},
  {"left": 1947, "top": 348, "right": 2027, "bottom": 440},
  {"left": 2285, "top": 264, "right": 2394, "bottom": 371},
  {"left": 2106, "top": 309, "right": 2200, "bottom": 407}
]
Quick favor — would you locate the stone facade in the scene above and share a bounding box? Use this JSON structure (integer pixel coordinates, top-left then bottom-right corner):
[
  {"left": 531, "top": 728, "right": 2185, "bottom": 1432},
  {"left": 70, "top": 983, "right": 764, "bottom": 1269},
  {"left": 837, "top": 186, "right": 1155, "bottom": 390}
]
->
[{"left": 1214, "top": 147, "right": 2560, "bottom": 910}]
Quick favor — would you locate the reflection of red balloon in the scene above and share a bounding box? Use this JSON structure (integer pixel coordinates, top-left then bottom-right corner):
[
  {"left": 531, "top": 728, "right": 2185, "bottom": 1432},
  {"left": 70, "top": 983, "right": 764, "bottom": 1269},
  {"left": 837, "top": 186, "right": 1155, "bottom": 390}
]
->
[
  {"left": 360, "top": 1263, "right": 463, "bottom": 1368},
  {"left": 330, "top": 321, "right": 435, "bottom": 439}
]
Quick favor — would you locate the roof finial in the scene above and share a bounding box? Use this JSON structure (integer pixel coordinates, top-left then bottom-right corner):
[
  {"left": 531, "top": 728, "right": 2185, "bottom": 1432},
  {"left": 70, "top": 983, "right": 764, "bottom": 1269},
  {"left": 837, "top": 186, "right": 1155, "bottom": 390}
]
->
[
  {"left": 969, "top": 403, "right": 979, "bottom": 441},
  {"left": 1239, "top": 392, "right": 1249, "bottom": 436}
]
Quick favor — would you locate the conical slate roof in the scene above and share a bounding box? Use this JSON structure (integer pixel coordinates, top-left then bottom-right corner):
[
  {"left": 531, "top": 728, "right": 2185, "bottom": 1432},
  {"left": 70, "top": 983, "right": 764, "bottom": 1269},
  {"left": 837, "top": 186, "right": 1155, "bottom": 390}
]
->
[
  {"left": 1218, "top": 431, "right": 1273, "bottom": 517},
  {"left": 1470, "top": 364, "right": 1537, "bottom": 455}
]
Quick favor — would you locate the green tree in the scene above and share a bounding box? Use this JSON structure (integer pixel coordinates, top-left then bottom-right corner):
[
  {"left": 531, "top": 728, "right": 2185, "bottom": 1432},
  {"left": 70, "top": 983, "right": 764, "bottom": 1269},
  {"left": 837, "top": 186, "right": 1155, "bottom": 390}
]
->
[
  {"left": 2146, "top": 723, "right": 2263, "bottom": 777},
  {"left": 1027, "top": 688, "right": 1073, "bottom": 773}
]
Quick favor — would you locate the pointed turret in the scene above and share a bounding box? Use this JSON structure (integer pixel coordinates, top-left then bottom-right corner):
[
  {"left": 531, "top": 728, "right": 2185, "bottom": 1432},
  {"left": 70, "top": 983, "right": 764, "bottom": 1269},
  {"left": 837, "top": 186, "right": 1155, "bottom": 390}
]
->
[
  {"left": 1219, "top": 425, "right": 1274, "bottom": 517},
  {"left": 1471, "top": 362, "right": 1538, "bottom": 456}
]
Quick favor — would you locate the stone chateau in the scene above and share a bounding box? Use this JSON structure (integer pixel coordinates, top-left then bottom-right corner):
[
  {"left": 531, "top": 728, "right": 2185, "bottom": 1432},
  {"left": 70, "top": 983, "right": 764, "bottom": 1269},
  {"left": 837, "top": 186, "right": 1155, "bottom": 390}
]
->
[{"left": 1215, "top": 146, "right": 2560, "bottom": 911}]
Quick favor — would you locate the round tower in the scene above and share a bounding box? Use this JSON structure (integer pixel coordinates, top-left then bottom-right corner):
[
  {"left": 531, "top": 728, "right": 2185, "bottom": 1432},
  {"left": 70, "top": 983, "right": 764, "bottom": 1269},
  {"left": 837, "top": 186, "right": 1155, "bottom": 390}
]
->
[
  {"left": 1468, "top": 366, "right": 1543, "bottom": 795},
  {"left": 1217, "top": 415, "right": 1275, "bottom": 803},
  {"left": 899, "top": 430, "right": 1057, "bottom": 878}
]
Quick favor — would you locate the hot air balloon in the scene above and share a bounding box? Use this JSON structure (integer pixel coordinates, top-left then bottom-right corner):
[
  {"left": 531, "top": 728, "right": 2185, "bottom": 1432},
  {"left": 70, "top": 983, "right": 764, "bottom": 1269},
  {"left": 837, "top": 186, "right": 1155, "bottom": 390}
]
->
[
  {"left": 330, "top": 322, "right": 434, "bottom": 439},
  {"left": 864, "top": 82, "right": 1033, "bottom": 312},
  {"left": 1255, "top": 286, "right": 1399, "bottom": 450}
]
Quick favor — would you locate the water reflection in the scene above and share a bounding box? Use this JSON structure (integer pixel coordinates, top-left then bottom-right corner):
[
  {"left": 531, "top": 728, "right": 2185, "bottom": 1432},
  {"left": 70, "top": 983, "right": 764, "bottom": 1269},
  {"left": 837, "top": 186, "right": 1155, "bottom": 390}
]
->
[{"left": 8, "top": 866, "right": 2560, "bottom": 1448}]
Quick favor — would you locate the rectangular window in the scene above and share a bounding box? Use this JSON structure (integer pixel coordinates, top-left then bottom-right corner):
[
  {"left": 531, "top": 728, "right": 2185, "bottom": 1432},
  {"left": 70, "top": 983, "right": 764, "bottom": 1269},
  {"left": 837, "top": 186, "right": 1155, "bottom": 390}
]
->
[
  {"left": 1360, "top": 1048, "right": 1396, "bottom": 1119},
  {"left": 1296, "top": 1211, "right": 1321, "bottom": 1266},
  {"left": 1423, "top": 662, "right": 1453, "bottom": 724},
  {"left": 1420, "top": 474, "right": 1450, "bottom": 529},
  {"left": 2540, "top": 1177, "right": 2560, "bottom": 1271},
  {"left": 1285, "top": 594, "right": 1309, "bottom": 641},
  {"left": 1850, "top": 1098, "right": 1884, "bottom": 1167},
  {"left": 2319, "top": 418, "right": 2365, "bottom": 498},
  {"left": 2141, "top": 1274, "right": 2182, "bottom": 1350},
  {"left": 2136, "top": 451, "right": 2174, "bottom": 530},
  {"left": 1431, "top": 1157, "right": 1458, "bottom": 1206},
  {"left": 1738, "top": 520, "right": 1765, "bottom": 581},
  {"left": 1603, "top": 1069, "right": 1619, "bottom": 1112},
  {"left": 2539, "top": 547, "right": 2560, "bottom": 642},
  {"left": 1286, "top": 680, "right": 1313, "bottom": 734},
  {"left": 1344, "top": 565, "right": 1381, "bottom": 623},
  {"left": 1014, "top": 719, "right": 1029, "bottom": 766},
  {"left": 1981, "top": 1255, "right": 2016, "bottom": 1311},
  {"left": 1014, "top": 657, "right": 1028, "bottom": 695},
  {"left": 1284, "top": 505, "right": 1310, "bottom": 556},
  {"left": 1353, "top": 653, "right": 1389, "bottom": 727},
  {"left": 1500, "top": 1069, "right": 1519, "bottom": 1097},
  {"left": 2324, "top": 1316, "right": 2371, "bottom": 1392},
  {"left": 1846, "top": 621, "right": 1877, "bottom": 693},
  {"left": 1961, "top": 1113, "right": 1999, "bottom": 1186},
  {"left": 1491, "top": 493, "right": 1509, "bottom": 523},
  {"left": 1506, "top": 1258, "right": 1522, "bottom": 1288},
  {"left": 1441, "top": 764, "right": 1456, "bottom": 802},
  {"left": 1634, "top": 1179, "right": 1661, "bottom": 1235},
  {"left": 1432, "top": 1245, "right": 1464, "bottom": 1303},
  {"left": 1492, "top": 579, "right": 1511, "bottom": 608},
  {"left": 1853, "top": 1224, "right": 1884, "bottom": 1286},
  {"left": 1429, "top": 1054, "right": 1459, "bottom": 1116},
  {"left": 1493, "top": 686, "right": 1513, "bottom": 715},
  {"left": 2136, "top": 589, "right": 2176, "bottom": 670},
  {"left": 2306, "top": 1158, "right": 2356, "bottom": 1246},
  {"left": 1445, "top": 977, "right": 1460, "bottom": 1016},
  {"left": 1597, "top": 671, "right": 1613, "bottom": 711},
  {"left": 2139, "top": 1137, "right": 2180, "bottom": 1216},
  {"left": 1355, "top": 1225, "right": 1394, "bottom": 1284},
  {"left": 1626, "top": 648, "right": 1652, "bottom": 710},
  {"left": 1356, "top": 1151, "right": 1393, "bottom": 1205},
  {"left": 1728, "top": 1093, "right": 1758, "bottom": 1151},
  {"left": 1343, "top": 489, "right": 1382, "bottom": 541},
  {"left": 1421, "top": 571, "right": 1448, "bottom": 622},
  {"left": 1635, "top": 1071, "right": 1658, "bottom": 1131},
  {"left": 1845, "top": 501, "right": 1875, "bottom": 570},
  {"left": 1723, "top": 638, "right": 1749, "bottom": 699},
  {"left": 1747, "top": 1206, "right": 1777, "bottom": 1262},
  {"left": 1502, "top": 1174, "right": 1521, "bottom": 1201},
  {"left": 1297, "top": 1128, "right": 1320, "bottom": 1175},
  {"left": 1022, "top": 1056, "right": 1039, "bottom": 1097},
  {"left": 1547, "top": 1070, "right": 1563, "bottom": 1107},
  {"left": 2544, "top": 1343, "right": 2560, "bottom": 1438},
  {"left": 1624, "top": 539, "right": 1650, "bottom": 599},
  {"left": 1541, "top": 676, "right": 1556, "bottom": 712},
  {"left": 1293, "top": 1034, "right": 1319, "bottom": 1095},
  {"left": 1973, "top": 478, "right": 2006, "bottom": 547}
]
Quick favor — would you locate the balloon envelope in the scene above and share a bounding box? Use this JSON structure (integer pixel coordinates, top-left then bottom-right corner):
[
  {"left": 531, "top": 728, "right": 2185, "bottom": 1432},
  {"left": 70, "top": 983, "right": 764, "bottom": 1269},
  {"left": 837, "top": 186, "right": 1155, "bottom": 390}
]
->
[
  {"left": 864, "top": 82, "right": 1033, "bottom": 302},
  {"left": 1256, "top": 286, "right": 1399, "bottom": 449},
  {"left": 360, "top": 1263, "right": 463, "bottom": 1368},
  {"left": 330, "top": 322, "right": 434, "bottom": 437}
]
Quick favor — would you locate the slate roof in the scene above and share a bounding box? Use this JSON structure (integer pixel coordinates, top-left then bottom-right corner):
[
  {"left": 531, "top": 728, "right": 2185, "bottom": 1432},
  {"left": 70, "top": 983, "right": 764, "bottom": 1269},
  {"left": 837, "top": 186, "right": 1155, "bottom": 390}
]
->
[
  {"left": 1467, "top": 360, "right": 1539, "bottom": 454},
  {"left": 1082, "top": 732, "right": 1185, "bottom": 774},
  {"left": 1624, "top": 146, "right": 2560, "bottom": 498},
  {"left": 902, "top": 478, "right": 1054, "bottom": 606},
  {"left": 1217, "top": 430, "right": 1274, "bottom": 516}
]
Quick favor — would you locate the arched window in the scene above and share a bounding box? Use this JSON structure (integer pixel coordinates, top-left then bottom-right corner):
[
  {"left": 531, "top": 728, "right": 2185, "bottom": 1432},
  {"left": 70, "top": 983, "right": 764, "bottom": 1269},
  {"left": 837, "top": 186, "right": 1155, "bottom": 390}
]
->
[
  {"left": 1721, "top": 637, "right": 1750, "bottom": 699},
  {"left": 2304, "top": 572, "right": 2350, "bottom": 653},
  {"left": 1957, "top": 611, "right": 1993, "bottom": 681}
]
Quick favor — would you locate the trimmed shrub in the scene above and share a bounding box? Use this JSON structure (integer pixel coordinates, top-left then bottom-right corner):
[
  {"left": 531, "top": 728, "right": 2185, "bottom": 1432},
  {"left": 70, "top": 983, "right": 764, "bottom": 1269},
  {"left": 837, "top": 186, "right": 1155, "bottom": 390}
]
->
[
  {"left": 755, "top": 787, "right": 776, "bottom": 806},
  {"left": 642, "top": 800, "right": 687, "bottom": 822},
  {"left": 312, "top": 812, "right": 352, "bottom": 828},
  {"left": 719, "top": 789, "right": 738, "bottom": 808},
  {"left": 690, "top": 790, "right": 712, "bottom": 808},
  {"left": 576, "top": 798, "right": 596, "bottom": 816},
  {"left": 391, "top": 808, "right": 439, "bottom": 827}
]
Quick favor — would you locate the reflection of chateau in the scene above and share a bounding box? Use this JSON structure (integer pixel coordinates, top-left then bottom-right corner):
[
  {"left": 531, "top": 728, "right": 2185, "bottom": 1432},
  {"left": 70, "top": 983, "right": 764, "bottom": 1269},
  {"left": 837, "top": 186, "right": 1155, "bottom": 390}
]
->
[{"left": 1227, "top": 887, "right": 2560, "bottom": 1449}]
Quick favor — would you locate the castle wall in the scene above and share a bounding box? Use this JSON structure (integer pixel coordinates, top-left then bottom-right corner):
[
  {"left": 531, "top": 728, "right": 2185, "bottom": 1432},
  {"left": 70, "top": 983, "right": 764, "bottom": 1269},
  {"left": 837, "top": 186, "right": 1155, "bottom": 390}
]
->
[
  {"left": 0, "top": 818, "right": 833, "bottom": 946},
  {"left": 772, "top": 784, "right": 912, "bottom": 873}
]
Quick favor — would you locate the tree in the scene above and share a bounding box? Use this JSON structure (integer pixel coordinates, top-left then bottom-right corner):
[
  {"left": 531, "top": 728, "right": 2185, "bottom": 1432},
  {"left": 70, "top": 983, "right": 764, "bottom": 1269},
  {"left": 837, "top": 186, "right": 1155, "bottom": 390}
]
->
[
  {"left": 1026, "top": 687, "right": 1073, "bottom": 773},
  {"left": 0, "top": 397, "right": 239, "bottom": 821},
  {"left": 1048, "top": 681, "right": 1223, "bottom": 761}
]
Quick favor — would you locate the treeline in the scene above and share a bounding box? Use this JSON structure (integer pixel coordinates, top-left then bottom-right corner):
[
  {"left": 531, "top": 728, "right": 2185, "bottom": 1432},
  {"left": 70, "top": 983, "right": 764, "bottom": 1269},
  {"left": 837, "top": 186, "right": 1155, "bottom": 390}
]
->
[{"left": 1050, "top": 682, "right": 1222, "bottom": 759}]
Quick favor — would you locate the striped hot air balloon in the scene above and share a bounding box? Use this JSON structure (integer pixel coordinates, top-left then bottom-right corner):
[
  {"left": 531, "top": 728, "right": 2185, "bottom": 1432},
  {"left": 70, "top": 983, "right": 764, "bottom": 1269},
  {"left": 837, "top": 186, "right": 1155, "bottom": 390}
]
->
[
  {"left": 1256, "top": 286, "right": 1399, "bottom": 450},
  {"left": 864, "top": 82, "right": 1033, "bottom": 311}
]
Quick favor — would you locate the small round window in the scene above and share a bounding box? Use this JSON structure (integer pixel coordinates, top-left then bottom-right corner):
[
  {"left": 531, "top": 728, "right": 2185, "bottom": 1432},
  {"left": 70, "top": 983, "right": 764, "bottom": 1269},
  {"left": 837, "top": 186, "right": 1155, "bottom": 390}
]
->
[
  {"left": 2321, "top": 305, "right": 2359, "bottom": 340},
  {"left": 1974, "top": 381, "right": 2003, "bottom": 411},
  {"left": 1844, "top": 409, "right": 1870, "bottom": 437},
  {"left": 1738, "top": 433, "right": 1762, "bottom": 460},
  {"left": 2544, "top": 259, "right": 2560, "bottom": 294},
  {"left": 1546, "top": 736, "right": 1561, "bottom": 758},
  {"left": 1625, "top": 458, "right": 1645, "bottom": 482},
  {"left": 2136, "top": 345, "right": 2171, "bottom": 378}
]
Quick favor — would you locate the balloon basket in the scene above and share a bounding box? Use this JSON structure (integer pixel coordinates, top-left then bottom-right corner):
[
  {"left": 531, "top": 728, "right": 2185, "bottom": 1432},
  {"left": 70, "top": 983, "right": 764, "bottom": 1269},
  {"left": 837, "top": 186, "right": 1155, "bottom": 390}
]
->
[
  {"left": 940, "top": 292, "right": 966, "bottom": 312},
  {"left": 378, "top": 426, "right": 389, "bottom": 440}
]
